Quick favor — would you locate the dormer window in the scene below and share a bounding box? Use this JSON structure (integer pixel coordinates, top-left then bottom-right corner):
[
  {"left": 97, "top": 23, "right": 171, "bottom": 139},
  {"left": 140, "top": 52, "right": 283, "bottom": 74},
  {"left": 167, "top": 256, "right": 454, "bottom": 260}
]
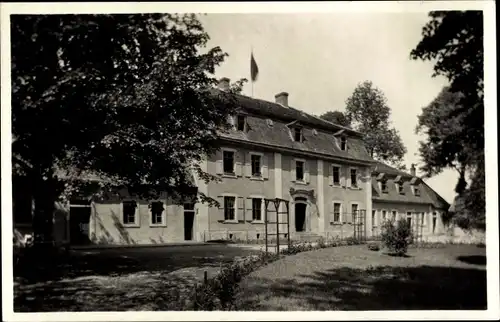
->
[
  {"left": 236, "top": 115, "right": 246, "bottom": 131},
  {"left": 381, "top": 180, "right": 388, "bottom": 193},
  {"left": 340, "top": 136, "right": 347, "bottom": 151},
  {"left": 293, "top": 127, "right": 303, "bottom": 142},
  {"left": 396, "top": 182, "right": 404, "bottom": 195},
  {"left": 414, "top": 186, "right": 420, "bottom": 196}
]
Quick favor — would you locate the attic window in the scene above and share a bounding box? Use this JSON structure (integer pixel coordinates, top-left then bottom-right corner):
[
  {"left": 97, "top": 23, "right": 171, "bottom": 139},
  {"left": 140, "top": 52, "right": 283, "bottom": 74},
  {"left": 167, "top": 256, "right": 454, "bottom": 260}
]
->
[
  {"left": 340, "top": 136, "right": 347, "bottom": 151},
  {"left": 236, "top": 115, "right": 246, "bottom": 131},
  {"left": 381, "top": 180, "right": 388, "bottom": 193},
  {"left": 414, "top": 186, "right": 421, "bottom": 197},
  {"left": 266, "top": 119, "right": 274, "bottom": 127},
  {"left": 293, "top": 127, "right": 303, "bottom": 142},
  {"left": 396, "top": 182, "right": 404, "bottom": 195}
]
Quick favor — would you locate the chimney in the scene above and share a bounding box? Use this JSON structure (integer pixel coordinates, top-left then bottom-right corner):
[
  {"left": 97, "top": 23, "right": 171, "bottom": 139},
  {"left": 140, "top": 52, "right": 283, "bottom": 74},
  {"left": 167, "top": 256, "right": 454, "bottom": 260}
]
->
[
  {"left": 410, "top": 163, "right": 416, "bottom": 176},
  {"left": 218, "top": 77, "right": 230, "bottom": 91},
  {"left": 275, "top": 92, "right": 289, "bottom": 107}
]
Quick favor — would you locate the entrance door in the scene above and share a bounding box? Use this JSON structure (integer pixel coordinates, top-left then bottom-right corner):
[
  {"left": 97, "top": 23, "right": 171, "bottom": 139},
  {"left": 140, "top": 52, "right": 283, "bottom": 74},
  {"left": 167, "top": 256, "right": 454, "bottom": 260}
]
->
[
  {"left": 184, "top": 203, "right": 195, "bottom": 241},
  {"left": 70, "top": 204, "right": 91, "bottom": 245},
  {"left": 295, "top": 203, "right": 306, "bottom": 232}
]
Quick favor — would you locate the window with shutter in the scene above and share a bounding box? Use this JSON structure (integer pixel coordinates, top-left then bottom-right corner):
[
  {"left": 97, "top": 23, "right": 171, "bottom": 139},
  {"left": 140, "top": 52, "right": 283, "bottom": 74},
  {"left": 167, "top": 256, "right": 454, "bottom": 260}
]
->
[
  {"left": 224, "top": 196, "right": 236, "bottom": 221},
  {"left": 333, "top": 202, "right": 341, "bottom": 223},
  {"left": 332, "top": 166, "right": 341, "bottom": 186},
  {"left": 223, "top": 151, "right": 235, "bottom": 174},
  {"left": 252, "top": 198, "right": 262, "bottom": 221},
  {"left": 251, "top": 154, "right": 261, "bottom": 177}
]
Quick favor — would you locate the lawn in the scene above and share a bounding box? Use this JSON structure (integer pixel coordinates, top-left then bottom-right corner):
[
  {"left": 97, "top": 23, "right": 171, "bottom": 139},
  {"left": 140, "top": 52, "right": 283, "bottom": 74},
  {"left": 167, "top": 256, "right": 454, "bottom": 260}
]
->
[
  {"left": 14, "top": 244, "right": 261, "bottom": 312},
  {"left": 237, "top": 244, "right": 487, "bottom": 311}
]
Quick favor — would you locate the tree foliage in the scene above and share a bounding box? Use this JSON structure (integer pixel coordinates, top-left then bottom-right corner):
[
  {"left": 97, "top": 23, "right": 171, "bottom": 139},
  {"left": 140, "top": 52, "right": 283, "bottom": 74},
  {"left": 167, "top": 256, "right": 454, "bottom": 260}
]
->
[
  {"left": 319, "top": 110, "right": 351, "bottom": 127},
  {"left": 411, "top": 11, "right": 484, "bottom": 230},
  {"left": 11, "top": 14, "right": 243, "bottom": 242},
  {"left": 345, "top": 81, "right": 407, "bottom": 169}
]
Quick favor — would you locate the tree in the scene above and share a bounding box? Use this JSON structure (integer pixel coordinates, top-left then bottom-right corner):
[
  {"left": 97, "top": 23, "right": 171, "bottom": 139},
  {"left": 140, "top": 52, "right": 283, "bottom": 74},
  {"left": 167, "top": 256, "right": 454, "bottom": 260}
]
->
[
  {"left": 11, "top": 14, "right": 244, "bottom": 243},
  {"left": 345, "top": 81, "right": 407, "bottom": 169},
  {"left": 411, "top": 11, "right": 484, "bottom": 230},
  {"left": 319, "top": 110, "right": 351, "bottom": 127}
]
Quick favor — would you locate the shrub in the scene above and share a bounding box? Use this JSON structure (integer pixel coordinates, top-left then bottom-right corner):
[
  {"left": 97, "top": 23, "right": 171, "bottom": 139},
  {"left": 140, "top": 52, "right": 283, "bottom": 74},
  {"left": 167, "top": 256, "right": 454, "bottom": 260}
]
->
[
  {"left": 367, "top": 242, "right": 380, "bottom": 251},
  {"left": 380, "top": 218, "right": 412, "bottom": 256}
]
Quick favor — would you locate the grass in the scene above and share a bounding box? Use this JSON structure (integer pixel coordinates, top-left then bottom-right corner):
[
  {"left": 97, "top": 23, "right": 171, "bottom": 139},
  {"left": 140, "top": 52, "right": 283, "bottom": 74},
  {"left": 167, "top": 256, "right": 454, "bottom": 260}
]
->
[
  {"left": 14, "top": 245, "right": 261, "bottom": 312},
  {"left": 237, "top": 244, "right": 487, "bottom": 311}
]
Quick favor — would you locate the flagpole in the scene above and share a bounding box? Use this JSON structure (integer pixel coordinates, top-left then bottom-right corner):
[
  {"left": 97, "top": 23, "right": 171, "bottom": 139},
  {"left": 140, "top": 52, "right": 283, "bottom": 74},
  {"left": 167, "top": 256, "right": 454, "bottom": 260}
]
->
[{"left": 251, "top": 45, "right": 254, "bottom": 97}]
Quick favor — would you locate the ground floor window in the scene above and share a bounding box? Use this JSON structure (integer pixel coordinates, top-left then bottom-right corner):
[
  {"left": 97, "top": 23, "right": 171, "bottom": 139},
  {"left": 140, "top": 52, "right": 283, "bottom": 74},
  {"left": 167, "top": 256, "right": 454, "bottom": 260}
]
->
[
  {"left": 150, "top": 201, "right": 164, "bottom": 225},
  {"left": 432, "top": 212, "right": 437, "bottom": 233},
  {"left": 224, "top": 196, "right": 236, "bottom": 221},
  {"left": 123, "top": 201, "right": 137, "bottom": 225},
  {"left": 333, "top": 203, "right": 342, "bottom": 223},
  {"left": 252, "top": 198, "right": 262, "bottom": 221}
]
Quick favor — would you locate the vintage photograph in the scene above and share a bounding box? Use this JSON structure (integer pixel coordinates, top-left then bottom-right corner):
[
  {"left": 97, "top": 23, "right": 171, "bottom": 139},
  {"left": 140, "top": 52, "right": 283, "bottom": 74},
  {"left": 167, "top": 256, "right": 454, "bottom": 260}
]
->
[{"left": 2, "top": 1, "right": 496, "bottom": 319}]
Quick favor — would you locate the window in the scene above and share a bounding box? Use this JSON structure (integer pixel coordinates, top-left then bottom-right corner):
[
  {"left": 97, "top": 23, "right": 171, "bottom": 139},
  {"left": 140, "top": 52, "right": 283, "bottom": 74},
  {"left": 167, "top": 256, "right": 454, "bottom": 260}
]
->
[
  {"left": 351, "top": 204, "right": 359, "bottom": 216},
  {"left": 294, "top": 127, "right": 302, "bottom": 142},
  {"left": 350, "top": 168, "right": 358, "bottom": 188},
  {"left": 397, "top": 182, "right": 404, "bottom": 194},
  {"left": 414, "top": 187, "right": 421, "bottom": 196},
  {"left": 406, "top": 211, "right": 412, "bottom": 227},
  {"left": 123, "top": 200, "right": 137, "bottom": 225},
  {"left": 252, "top": 198, "right": 262, "bottom": 221},
  {"left": 432, "top": 212, "right": 437, "bottom": 233},
  {"left": 296, "top": 161, "right": 305, "bottom": 181},
  {"left": 150, "top": 201, "right": 164, "bottom": 225},
  {"left": 381, "top": 210, "right": 387, "bottom": 222},
  {"left": 340, "top": 137, "right": 347, "bottom": 151},
  {"left": 372, "top": 210, "right": 376, "bottom": 226},
  {"left": 332, "top": 166, "right": 341, "bottom": 186},
  {"left": 224, "top": 196, "right": 236, "bottom": 221},
  {"left": 333, "top": 203, "right": 341, "bottom": 223},
  {"left": 237, "top": 115, "right": 246, "bottom": 131},
  {"left": 381, "top": 180, "right": 388, "bottom": 193},
  {"left": 251, "top": 154, "right": 261, "bottom": 177},
  {"left": 223, "top": 150, "right": 235, "bottom": 174},
  {"left": 392, "top": 210, "right": 397, "bottom": 221}
]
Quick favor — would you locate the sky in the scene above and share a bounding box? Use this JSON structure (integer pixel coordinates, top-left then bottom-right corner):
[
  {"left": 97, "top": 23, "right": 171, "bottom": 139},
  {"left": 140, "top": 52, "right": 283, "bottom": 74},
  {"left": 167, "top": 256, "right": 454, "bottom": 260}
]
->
[{"left": 198, "top": 13, "right": 457, "bottom": 204}]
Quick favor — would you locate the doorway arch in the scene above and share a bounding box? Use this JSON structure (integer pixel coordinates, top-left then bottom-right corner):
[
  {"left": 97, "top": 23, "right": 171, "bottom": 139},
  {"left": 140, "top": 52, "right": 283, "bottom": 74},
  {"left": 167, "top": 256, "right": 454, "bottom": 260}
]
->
[{"left": 294, "top": 197, "right": 308, "bottom": 232}]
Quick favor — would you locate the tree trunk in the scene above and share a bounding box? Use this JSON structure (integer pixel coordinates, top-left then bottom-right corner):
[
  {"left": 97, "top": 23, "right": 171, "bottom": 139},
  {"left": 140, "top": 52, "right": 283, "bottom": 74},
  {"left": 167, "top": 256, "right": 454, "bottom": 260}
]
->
[{"left": 32, "top": 174, "right": 57, "bottom": 245}]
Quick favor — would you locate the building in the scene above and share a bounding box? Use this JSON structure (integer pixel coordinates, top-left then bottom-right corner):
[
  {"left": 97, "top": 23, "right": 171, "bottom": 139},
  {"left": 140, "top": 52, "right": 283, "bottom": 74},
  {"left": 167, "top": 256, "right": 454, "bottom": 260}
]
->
[
  {"left": 370, "top": 162, "right": 450, "bottom": 242},
  {"left": 13, "top": 78, "right": 457, "bottom": 246}
]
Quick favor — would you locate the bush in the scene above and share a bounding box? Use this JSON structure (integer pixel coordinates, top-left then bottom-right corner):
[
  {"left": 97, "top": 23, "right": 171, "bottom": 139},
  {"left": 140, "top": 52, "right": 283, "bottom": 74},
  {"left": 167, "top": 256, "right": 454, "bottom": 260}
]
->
[
  {"left": 367, "top": 242, "right": 380, "bottom": 251},
  {"left": 380, "top": 219, "right": 412, "bottom": 256}
]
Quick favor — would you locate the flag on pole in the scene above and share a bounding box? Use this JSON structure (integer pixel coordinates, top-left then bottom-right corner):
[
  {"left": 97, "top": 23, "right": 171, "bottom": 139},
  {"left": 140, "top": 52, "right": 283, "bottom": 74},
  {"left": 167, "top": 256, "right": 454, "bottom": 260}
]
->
[{"left": 250, "top": 52, "right": 259, "bottom": 82}]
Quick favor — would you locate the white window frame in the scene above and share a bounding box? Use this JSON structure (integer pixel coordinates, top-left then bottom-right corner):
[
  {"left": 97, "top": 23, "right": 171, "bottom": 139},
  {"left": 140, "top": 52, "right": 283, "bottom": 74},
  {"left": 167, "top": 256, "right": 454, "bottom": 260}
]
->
[
  {"left": 249, "top": 151, "right": 264, "bottom": 180},
  {"left": 391, "top": 209, "right": 398, "bottom": 221},
  {"left": 221, "top": 147, "right": 237, "bottom": 177},
  {"left": 380, "top": 209, "right": 388, "bottom": 224},
  {"left": 340, "top": 136, "right": 347, "bottom": 151},
  {"left": 236, "top": 114, "right": 247, "bottom": 132},
  {"left": 396, "top": 182, "right": 405, "bottom": 195},
  {"left": 349, "top": 167, "right": 359, "bottom": 189},
  {"left": 292, "top": 126, "right": 303, "bottom": 142},
  {"left": 350, "top": 202, "right": 360, "bottom": 223},
  {"left": 221, "top": 193, "right": 239, "bottom": 223},
  {"left": 149, "top": 200, "right": 167, "bottom": 227},
  {"left": 332, "top": 164, "right": 342, "bottom": 187},
  {"left": 249, "top": 194, "right": 265, "bottom": 224},
  {"left": 380, "top": 179, "right": 388, "bottom": 193},
  {"left": 120, "top": 200, "right": 140, "bottom": 228},
  {"left": 294, "top": 158, "right": 307, "bottom": 184},
  {"left": 331, "top": 200, "right": 343, "bottom": 224}
]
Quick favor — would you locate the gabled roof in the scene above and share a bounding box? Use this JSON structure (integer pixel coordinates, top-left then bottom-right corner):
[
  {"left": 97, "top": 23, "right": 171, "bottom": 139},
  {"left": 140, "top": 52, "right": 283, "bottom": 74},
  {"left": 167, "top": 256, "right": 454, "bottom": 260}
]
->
[
  {"left": 371, "top": 161, "right": 450, "bottom": 210},
  {"left": 214, "top": 89, "right": 363, "bottom": 137},
  {"left": 217, "top": 91, "right": 373, "bottom": 164}
]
